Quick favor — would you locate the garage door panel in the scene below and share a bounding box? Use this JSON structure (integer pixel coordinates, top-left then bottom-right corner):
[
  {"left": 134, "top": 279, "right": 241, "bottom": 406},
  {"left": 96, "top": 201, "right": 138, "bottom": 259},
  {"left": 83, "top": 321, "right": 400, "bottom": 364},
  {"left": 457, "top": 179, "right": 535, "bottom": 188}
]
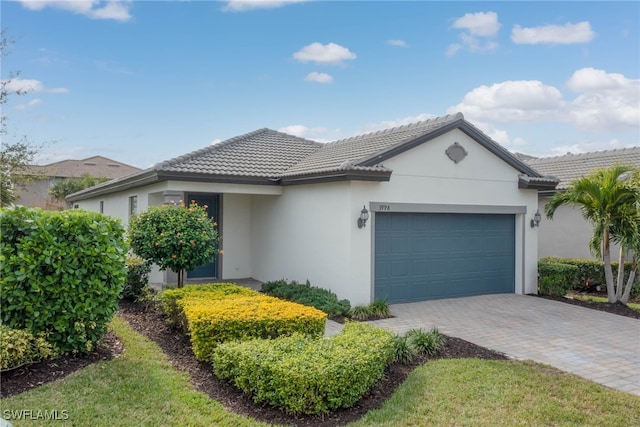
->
[{"left": 375, "top": 212, "right": 515, "bottom": 303}]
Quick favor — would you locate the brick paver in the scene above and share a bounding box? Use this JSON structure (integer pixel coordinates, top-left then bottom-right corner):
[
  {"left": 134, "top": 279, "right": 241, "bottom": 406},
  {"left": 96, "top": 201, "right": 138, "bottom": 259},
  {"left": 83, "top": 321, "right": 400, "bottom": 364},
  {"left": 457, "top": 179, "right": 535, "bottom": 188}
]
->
[{"left": 327, "top": 294, "right": 640, "bottom": 396}]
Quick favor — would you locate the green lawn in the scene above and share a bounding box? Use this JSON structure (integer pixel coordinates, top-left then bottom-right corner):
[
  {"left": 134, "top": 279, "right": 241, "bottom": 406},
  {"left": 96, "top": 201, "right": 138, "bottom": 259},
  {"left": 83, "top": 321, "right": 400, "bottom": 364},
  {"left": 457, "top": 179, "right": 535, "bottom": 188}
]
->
[{"left": 3, "top": 316, "right": 639, "bottom": 427}]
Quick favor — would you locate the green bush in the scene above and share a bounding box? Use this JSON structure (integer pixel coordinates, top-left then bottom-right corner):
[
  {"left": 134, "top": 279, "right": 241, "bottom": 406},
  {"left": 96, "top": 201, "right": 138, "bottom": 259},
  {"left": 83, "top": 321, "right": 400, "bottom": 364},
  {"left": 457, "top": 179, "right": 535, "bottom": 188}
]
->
[
  {"left": 0, "top": 325, "right": 58, "bottom": 370},
  {"left": 541, "top": 257, "right": 639, "bottom": 291},
  {"left": 0, "top": 206, "right": 127, "bottom": 354},
  {"left": 121, "top": 256, "right": 152, "bottom": 301},
  {"left": 392, "top": 334, "right": 414, "bottom": 364},
  {"left": 538, "top": 260, "right": 578, "bottom": 296},
  {"left": 349, "top": 300, "right": 392, "bottom": 321},
  {"left": 212, "top": 322, "right": 395, "bottom": 415},
  {"left": 406, "top": 327, "right": 445, "bottom": 356},
  {"left": 261, "top": 279, "right": 351, "bottom": 317}
]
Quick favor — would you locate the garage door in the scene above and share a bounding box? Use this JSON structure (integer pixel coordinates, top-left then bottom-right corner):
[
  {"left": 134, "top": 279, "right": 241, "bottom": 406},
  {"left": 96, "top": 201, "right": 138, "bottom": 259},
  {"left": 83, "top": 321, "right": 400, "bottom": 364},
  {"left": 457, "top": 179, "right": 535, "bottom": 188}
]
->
[{"left": 375, "top": 213, "right": 515, "bottom": 303}]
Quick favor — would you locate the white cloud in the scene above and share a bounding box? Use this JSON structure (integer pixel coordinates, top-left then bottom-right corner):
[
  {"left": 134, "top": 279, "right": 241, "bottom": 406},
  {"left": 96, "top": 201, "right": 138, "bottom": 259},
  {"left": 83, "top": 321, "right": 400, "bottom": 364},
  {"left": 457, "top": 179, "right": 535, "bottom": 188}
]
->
[
  {"left": 452, "top": 11, "right": 501, "bottom": 37},
  {"left": 449, "top": 11, "right": 500, "bottom": 55},
  {"left": 278, "top": 124, "right": 340, "bottom": 142},
  {"left": 512, "top": 21, "right": 595, "bottom": 45},
  {"left": 2, "top": 78, "right": 69, "bottom": 94},
  {"left": 293, "top": 42, "right": 356, "bottom": 65},
  {"left": 19, "top": 0, "right": 132, "bottom": 22},
  {"left": 566, "top": 68, "right": 640, "bottom": 130},
  {"left": 304, "top": 72, "right": 333, "bottom": 84},
  {"left": 386, "top": 39, "right": 407, "bottom": 47},
  {"left": 357, "top": 113, "right": 436, "bottom": 135},
  {"left": 15, "top": 98, "right": 43, "bottom": 110},
  {"left": 3, "top": 78, "right": 44, "bottom": 93},
  {"left": 448, "top": 68, "right": 639, "bottom": 134},
  {"left": 223, "top": 0, "right": 308, "bottom": 12}
]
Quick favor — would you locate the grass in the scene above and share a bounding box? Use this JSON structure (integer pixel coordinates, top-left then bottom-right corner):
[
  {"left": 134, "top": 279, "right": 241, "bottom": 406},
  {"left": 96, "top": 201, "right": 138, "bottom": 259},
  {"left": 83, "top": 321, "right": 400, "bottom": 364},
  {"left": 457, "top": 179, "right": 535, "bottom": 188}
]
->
[
  {"left": 572, "top": 293, "right": 640, "bottom": 312},
  {"left": 3, "top": 317, "right": 639, "bottom": 426},
  {"left": 351, "top": 359, "right": 640, "bottom": 427},
  {"left": 1, "top": 316, "right": 270, "bottom": 427}
]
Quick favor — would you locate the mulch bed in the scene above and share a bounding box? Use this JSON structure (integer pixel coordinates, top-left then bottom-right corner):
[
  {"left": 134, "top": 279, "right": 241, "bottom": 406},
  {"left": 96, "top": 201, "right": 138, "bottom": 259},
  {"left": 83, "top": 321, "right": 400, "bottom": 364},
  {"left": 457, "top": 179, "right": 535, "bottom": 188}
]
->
[
  {"left": 2, "top": 295, "right": 637, "bottom": 425},
  {"left": 533, "top": 293, "right": 640, "bottom": 320}
]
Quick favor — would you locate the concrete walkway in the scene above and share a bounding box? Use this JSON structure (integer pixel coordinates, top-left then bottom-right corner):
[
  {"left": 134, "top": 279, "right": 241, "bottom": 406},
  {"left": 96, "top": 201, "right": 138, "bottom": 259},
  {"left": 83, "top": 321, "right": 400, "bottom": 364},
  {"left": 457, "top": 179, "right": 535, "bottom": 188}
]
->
[{"left": 327, "top": 294, "right": 640, "bottom": 396}]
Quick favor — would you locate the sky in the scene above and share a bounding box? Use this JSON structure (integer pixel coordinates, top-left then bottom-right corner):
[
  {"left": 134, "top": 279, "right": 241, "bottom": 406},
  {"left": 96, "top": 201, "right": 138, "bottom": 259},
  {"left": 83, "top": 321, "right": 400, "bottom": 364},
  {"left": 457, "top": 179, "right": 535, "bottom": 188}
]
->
[{"left": 2, "top": 0, "right": 639, "bottom": 169}]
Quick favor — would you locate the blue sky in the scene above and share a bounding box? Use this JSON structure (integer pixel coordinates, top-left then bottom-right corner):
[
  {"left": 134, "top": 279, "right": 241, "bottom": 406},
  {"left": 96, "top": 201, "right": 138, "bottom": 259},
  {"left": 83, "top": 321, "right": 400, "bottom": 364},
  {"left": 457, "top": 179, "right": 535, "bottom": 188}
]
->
[{"left": 2, "top": 0, "right": 639, "bottom": 169}]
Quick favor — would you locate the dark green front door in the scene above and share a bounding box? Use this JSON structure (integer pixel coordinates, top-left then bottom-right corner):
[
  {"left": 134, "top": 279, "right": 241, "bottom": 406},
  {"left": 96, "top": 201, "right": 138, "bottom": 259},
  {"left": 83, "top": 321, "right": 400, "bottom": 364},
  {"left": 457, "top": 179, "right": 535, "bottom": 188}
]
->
[
  {"left": 375, "top": 213, "right": 515, "bottom": 303},
  {"left": 186, "top": 194, "right": 220, "bottom": 279}
]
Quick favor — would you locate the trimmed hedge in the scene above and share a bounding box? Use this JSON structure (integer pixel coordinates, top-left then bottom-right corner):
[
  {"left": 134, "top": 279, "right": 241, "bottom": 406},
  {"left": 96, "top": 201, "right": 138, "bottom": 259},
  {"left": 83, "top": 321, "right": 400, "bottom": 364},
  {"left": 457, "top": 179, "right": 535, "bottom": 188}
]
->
[
  {"left": 0, "top": 206, "right": 127, "bottom": 354},
  {"left": 212, "top": 322, "right": 395, "bottom": 415},
  {"left": 541, "top": 257, "right": 639, "bottom": 291},
  {"left": 0, "top": 325, "right": 58, "bottom": 371},
  {"left": 160, "top": 283, "right": 327, "bottom": 362},
  {"left": 261, "top": 279, "right": 351, "bottom": 317},
  {"left": 538, "top": 260, "right": 579, "bottom": 296},
  {"left": 160, "top": 283, "right": 258, "bottom": 328}
]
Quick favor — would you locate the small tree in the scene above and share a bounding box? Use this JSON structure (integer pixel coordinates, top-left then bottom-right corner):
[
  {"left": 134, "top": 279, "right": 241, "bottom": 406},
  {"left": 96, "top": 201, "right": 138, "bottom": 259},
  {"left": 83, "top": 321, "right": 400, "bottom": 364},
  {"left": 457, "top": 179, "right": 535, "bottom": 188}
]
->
[
  {"left": 50, "top": 173, "right": 109, "bottom": 207},
  {"left": 128, "top": 201, "right": 219, "bottom": 287}
]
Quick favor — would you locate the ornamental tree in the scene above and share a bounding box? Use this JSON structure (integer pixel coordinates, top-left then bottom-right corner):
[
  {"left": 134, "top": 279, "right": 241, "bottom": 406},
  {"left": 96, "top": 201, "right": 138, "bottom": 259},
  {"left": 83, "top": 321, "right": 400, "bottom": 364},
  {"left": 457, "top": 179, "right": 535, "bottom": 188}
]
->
[{"left": 128, "top": 201, "right": 219, "bottom": 287}]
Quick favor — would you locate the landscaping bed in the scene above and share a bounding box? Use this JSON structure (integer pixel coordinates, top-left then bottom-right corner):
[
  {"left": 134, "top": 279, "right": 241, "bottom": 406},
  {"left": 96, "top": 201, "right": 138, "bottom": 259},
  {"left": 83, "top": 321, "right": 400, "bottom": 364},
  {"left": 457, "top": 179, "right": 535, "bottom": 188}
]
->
[
  {"left": 1, "top": 299, "right": 506, "bottom": 426},
  {"left": 534, "top": 292, "right": 640, "bottom": 320}
]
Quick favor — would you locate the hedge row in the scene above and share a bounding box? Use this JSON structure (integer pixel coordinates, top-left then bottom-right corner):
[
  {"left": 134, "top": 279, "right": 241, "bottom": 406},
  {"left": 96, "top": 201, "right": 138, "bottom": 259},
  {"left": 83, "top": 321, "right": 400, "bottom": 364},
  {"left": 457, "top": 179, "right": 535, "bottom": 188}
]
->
[
  {"left": 0, "top": 206, "right": 127, "bottom": 354},
  {"left": 212, "top": 322, "right": 395, "bottom": 415},
  {"left": 261, "top": 279, "right": 351, "bottom": 317},
  {"left": 541, "top": 257, "right": 639, "bottom": 290},
  {"left": 160, "top": 283, "right": 327, "bottom": 362},
  {"left": 538, "top": 261, "right": 579, "bottom": 296}
]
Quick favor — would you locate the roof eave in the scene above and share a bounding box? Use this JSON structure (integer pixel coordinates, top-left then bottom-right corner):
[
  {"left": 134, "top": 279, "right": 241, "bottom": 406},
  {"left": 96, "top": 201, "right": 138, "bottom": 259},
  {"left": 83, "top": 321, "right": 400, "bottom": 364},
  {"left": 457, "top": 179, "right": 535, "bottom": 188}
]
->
[
  {"left": 156, "top": 171, "right": 279, "bottom": 185},
  {"left": 279, "top": 170, "right": 392, "bottom": 186},
  {"left": 518, "top": 176, "right": 560, "bottom": 191},
  {"left": 67, "top": 169, "right": 160, "bottom": 202}
]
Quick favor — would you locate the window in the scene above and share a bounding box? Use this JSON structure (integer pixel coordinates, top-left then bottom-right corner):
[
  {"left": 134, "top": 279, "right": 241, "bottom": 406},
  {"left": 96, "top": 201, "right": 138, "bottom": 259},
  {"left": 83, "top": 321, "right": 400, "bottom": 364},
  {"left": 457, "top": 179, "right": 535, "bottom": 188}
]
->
[
  {"left": 99, "top": 201, "right": 104, "bottom": 214},
  {"left": 129, "top": 196, "right": 137, "bottom": 216}
]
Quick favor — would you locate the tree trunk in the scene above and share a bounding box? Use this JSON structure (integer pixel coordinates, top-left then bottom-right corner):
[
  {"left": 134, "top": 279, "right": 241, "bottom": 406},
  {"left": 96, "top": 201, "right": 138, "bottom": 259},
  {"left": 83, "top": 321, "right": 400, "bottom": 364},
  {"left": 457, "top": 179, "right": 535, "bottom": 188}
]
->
[
  {"left": 177, "top": 269, "right": 184, "bottom": 288},
  {"left": 620, "top": 253, "right": 637, "bottom": 304},
  {"left": 603, "top": 229, "right": 616, "bottom": 303},
  {"left": 615, "top": 247, "right": 625, "bottom": 300}
]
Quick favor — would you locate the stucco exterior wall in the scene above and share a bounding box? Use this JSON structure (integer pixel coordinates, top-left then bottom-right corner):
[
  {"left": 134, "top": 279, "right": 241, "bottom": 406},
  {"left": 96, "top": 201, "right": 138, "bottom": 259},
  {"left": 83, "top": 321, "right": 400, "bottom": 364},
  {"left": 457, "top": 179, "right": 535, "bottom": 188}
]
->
[
  {"left": 537, "top": 196, "right": 624, "bottom": 260},
  {"left": 250, "top": 182, "right": 353, "bottom": 300},
  {"left": 221, "top": 193, "right": 252, "bottom": 279}
]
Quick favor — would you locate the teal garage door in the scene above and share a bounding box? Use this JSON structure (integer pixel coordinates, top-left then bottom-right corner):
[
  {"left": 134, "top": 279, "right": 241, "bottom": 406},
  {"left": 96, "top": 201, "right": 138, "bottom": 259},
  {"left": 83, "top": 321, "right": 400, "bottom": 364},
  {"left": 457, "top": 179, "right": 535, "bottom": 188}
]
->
[{"left": 375, "top": 213, "right": 515, "bottom": 303}]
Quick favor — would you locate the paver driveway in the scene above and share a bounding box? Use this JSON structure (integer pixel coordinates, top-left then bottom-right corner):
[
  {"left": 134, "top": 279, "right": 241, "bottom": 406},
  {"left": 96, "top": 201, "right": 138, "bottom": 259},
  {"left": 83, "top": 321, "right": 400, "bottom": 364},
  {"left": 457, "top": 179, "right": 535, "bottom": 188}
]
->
[{"left": 337, "top": 294, "right": 640, "bottom": 396}]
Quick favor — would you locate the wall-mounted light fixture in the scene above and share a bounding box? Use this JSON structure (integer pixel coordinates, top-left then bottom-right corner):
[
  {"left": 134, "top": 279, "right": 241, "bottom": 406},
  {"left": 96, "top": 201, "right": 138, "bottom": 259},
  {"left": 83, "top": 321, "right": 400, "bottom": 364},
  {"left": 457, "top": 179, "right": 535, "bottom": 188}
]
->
[
  {"left": 357, "top": 205, "right": 369, "bottom": 229},
  {"left": 530, "top": 209, "right": 542, "bottom": 228}
]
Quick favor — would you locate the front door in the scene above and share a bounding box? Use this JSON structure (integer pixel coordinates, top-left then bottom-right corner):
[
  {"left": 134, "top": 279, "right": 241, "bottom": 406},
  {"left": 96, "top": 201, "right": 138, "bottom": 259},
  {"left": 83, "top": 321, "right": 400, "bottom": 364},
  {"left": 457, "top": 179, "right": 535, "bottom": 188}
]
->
[{"left": 186, "top": 194, "right": 220, "bottom": 279}]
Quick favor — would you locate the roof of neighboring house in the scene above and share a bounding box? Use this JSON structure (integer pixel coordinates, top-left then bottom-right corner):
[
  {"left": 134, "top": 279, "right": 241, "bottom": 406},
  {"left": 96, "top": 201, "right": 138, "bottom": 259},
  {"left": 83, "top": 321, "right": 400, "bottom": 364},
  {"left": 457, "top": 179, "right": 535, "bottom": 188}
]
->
[
  {"left": 67, "top": 112, "right": 558, "bottom": 201},
  {"left": 24, "top": 156, "right": 141, "bottom": 180},
  {"left": 523, "top": 147, "right": 640, "bottom": 190}
]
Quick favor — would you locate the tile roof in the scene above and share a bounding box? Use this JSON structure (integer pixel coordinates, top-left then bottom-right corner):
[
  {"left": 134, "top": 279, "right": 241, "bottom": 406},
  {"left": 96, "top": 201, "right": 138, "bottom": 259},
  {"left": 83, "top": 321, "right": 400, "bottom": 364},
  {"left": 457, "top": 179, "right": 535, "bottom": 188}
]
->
[
  {"left": 68, "top": 112, "right": 557, "bottom": 201},
  {"left": 523, "top": 147, "right": 640, "bottom": 190},
  {"left": 282, "top": 113, "right": 463, "bottom": 177},
  {"left": 155, "top": 128, "right": 322, "bottom": 178}
]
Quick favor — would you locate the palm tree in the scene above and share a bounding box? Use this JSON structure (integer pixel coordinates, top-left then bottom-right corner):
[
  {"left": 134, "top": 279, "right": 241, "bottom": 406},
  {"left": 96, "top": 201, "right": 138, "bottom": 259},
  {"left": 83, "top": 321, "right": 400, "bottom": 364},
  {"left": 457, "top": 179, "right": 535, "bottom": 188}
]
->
[{"left": 545, "top": 165, "right": 640, "bottom": 303}]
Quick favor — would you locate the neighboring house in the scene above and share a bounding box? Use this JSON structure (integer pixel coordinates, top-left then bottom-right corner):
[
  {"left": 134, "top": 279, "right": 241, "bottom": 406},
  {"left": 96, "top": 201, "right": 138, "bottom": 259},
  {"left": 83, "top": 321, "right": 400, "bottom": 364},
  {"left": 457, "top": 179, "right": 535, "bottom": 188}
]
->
[
  {"left": 524, "top": 147, "right": 640, "bottom": 260},
  {"left": 16, "top": 156, "right": 141, "bottom": 210},
  {"left": 68, "top": 113, "right": 558, "bottom": 305}
]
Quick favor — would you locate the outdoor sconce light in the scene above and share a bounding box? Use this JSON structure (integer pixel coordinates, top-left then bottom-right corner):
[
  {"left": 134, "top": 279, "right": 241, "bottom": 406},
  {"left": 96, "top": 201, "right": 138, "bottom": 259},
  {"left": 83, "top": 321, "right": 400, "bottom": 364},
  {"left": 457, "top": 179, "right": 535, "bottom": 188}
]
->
[
  {"left": 357, "top": 205, "right": 369, "bottom": 229},
  {"left": 530, "top": 209, "right": 542, "bottom": 228}
]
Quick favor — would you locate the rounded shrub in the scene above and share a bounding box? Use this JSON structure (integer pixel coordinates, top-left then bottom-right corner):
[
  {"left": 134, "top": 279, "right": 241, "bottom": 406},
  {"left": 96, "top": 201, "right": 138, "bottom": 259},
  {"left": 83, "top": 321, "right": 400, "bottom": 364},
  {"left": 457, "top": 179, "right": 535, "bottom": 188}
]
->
[
  {"left": 1, "top": 206, "right": 127, "bottom": 354},
  {"left": 0, "top": 325, "right": 58, "bottom": 370},
  {"left": 121, "top": 256, "right": 152, "bottom": 301}
]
